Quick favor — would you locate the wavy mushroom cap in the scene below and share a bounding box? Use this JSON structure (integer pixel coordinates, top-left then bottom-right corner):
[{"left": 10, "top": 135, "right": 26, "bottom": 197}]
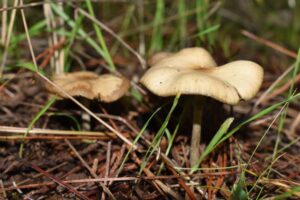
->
[
  {"left": 46, "top": 71, "right": 130, "bottom": 103},
  {"left": 148, "top": 52, "right": 173, "bottom": 66},
  {"left": 151, "top": 47, "right": 217, "bottom": 69},
  {"left": 140, "top": 48, "right": 264, "bottom": 105}
]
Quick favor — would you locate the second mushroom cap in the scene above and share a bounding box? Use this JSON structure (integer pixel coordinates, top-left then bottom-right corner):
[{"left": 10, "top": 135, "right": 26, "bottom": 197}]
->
[{"left": 46, "top": 71, "right": 130, "bottom": 103}]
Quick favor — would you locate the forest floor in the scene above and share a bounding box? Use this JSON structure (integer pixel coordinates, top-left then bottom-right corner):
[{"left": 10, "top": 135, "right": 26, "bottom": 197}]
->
[{"left": 0, "top": 1, "right": 300, "bottom": 199}]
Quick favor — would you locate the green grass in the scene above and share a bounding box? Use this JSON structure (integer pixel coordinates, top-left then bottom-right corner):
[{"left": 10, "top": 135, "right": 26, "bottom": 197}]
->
[
  {"left": 157, "top": 114, "right": 182, "bottom": 174},
  {"left": 189, "top": 91, "right": 300, "bottom": 173},
  {"left": 195, "top": 0, "right": 218, "bottom": 47},
  {"left": 256, "top": 47, "right": 300, "bottom": 197},
  {"left": 178, "top": 0, "right": 187, "bottom": 47},
  {"left": 117, "top": 105, "right": 163, "bottom": 177},
  {"left": 232, "top": 172, "right": 248, "bottom": 200},
  {"left": 235, "top": 47, "right": 300, "bottom": 198},
  {"left": 272, "top": 47, "right": 300, "bottom": 163},
  {"left": 85, "top": 0, "right": 115, "bottom": 71},
  {"left": 274, "top": 186, "right": 300, "bottom": 200},
  {"left": 48, "top": 112, "right": 81, "bottom": 131},
  {"left": 111, "top": 5, "right": 135, "bottom": 55},
  {"left": 196, "top": 0, "right": 208, "bottom": 43},
  {"left": 50, "top": 3, "right": 111, "bottom": 70},
  {"left": 149, "top": 0, "right": 165, "bottom": 54},
  {"left": 64, "top": 10, "right": 84, "bottom": 72},
  {"left": 139, "top": 93, "right": 180, "bottom": 174},
  {"left": 10, "top": 19, "right": 47, "bottom": 50},
  {"left": 191, "top": 117, "right": 234, "bottom": 173},
  {"left": 19, "top": 96, "right": 57, "bottom": 158}
]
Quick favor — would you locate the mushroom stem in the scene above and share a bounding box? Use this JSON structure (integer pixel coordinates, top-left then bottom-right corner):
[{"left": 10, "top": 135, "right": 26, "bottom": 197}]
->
[
  {"left": 190, "top": 96, "right": 205, "bottom": 167},
  {"left": 82, "top": 98, "right": 91, "bottom": 131}
]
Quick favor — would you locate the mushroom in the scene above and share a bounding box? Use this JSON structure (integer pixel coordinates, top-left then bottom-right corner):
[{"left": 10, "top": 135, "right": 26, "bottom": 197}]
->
[
  {"left": 45, "top": 71, "right": 130, "bottom": 103},
  {"left": 140, "top": 47, "right": 264, "bottom": 167},
  {"left": 45, "top": 71, "right": 130, "bottom": 131}
]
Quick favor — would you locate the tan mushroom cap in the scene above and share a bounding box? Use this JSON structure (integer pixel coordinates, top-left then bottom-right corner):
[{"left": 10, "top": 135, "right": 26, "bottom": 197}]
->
[
  {"left": 140, "top": 48, "right": 264, "bottom": 105},
  {"left": 152, "top": 47, "right": 217, "bottom": 69},
  {"left": 148, "top": 52, "right": 173, "bottom": 66},
  {"left": 46, "top": 71, "right": 130, "bottom": 103}
]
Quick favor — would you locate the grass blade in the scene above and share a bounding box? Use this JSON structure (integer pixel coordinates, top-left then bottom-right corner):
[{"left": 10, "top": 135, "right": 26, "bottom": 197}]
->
[
  {"left": 50, "top": 3, "right": 105, "bottom": 60},
  {"left": 232, "top": 172, "right": 248, "bottom": 200},
  {"left": 139, "top": 93, "right": 181, "bottom": 174},
  {"left": 218, "top": 92, "right": 300, "bottom": 146},
  {"left": 149, "top": 0, "right": 164, "bottom": 54},
  {"left": 191, "top": 117, "right": 234, "bottom": 173},
  {"left": 117, "top": 106, "right": 163, "bottom": 176},
  {"left": 85, "top": 0, "right": 115, "bottom": 71},
  {"left": 19, "top": 96, "right": 57, "bottom": 158}
]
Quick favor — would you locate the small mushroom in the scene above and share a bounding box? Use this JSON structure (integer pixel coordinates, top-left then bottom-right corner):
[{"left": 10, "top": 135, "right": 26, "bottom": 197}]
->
[
  {"left": 45, "top": 71, "right": 130, "bottom": 103},
  {"left": 45, "top": 71, "right": 130, "bottom": 131},
  {"left": 140, "top": 47, "right": 264, "bottom": 167}
]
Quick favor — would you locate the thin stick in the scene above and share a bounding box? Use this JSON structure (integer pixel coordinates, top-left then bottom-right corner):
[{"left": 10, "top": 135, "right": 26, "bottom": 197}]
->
[
  {"left": 43, "top": 2, "right": 55, "bottom": 72},
  {"left": 19, "top": 0, "right": 38, "bottom": 71},
  {"left": 57, "top": 1, "right": 65, "bottom": 73},
  {"left": 2, "top": 170, "right": 237, "bottom": 192},
  {"left": 288, "top": 113, "right": 300, "bottom": 136},
  {"left": 1, "top": 0, "right": 7, "bottom": 44},
  {"left": 137, "top": 0, "right": 145, "bottom": 57},
  {"left": 92, "top": 158, "right": 99, "bottom": 175},
  {"left": 167, "top": 164, "right": 197, "bottom": 200},
  {"left": 254, "top": 64, "right": 294, "bottom": 109},
  {"left": 130, "top": 151, "right": 182, "bottom": 199},
  {"left": 105, "top": 141, "right": 112, "bottom": 185},
  {"left": 43, "top": 0, "right": 66, "bottom": 73},
  {"left": 240, "top": 30, "right": 298, "bottom": 109},
  {"left": 0, "top": 0, "right": 19, "bottom": 76},
  {"left": 161, "top": 135, "right": 207, "bottom": 197},
  {"left": 260, "top": 73, "right": 300, "bottom": 105},
  {"left": 241, "top": 30, "right": 297, "bottom": 59},
  {"left": 0, "top": 126, "right": 115, "bottom": 136},
  {"left": 0, "top": 135, "right": 116, "bottom": 141},
  {"left": 17, "top": 162, "right": 67, "bottom": 186},
  {"left": 64, "top": 139, "right": 116, "bottom": 200},
  {"left": 0, "top": 1, "right": 136, "bottom": 12},
  {"left": 102, "top": 141, "right": 112, "bottom": 200},
  {"left": 0, "top": 180, "right": 7, "bottom": 200},
  {"left": 28, "top": 162, "right": 90, "bottom": 200}
]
